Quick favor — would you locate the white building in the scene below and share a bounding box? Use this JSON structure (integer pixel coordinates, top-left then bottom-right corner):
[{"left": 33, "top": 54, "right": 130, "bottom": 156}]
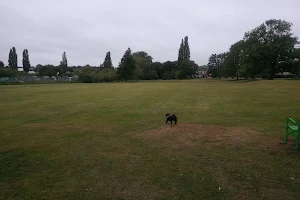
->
[{"left": 17, "top": 66, "right": 36, "bottom": 74}]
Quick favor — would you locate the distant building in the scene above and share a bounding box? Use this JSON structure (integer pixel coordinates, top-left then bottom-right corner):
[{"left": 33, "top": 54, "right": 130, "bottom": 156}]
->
[
  {"left": 275, "top": 71, "right": 295, "bottom": 77},
  {"left": 17, "top": 66, "right": 36, "bottom": 74},
  {"left": 196, "top": 70, "right": 210, "bottom": 78}
]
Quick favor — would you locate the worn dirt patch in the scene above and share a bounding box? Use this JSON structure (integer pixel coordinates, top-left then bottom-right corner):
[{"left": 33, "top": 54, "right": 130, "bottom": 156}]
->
[
  {"left": 93, "top": 177, "right": 171, "bottom": 200},
  {"left": 136, "top": 123, "right": 278, "bottom": 149}
]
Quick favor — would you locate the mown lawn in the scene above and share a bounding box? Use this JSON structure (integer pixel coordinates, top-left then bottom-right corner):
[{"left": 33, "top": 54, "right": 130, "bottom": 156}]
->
[{"left": 1, "top": 79, "right": 300, "bottom": 200}]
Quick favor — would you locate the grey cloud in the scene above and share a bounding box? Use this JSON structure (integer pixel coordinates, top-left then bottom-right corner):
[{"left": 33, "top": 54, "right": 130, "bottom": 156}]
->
[{"left": 1, "top": 0, "right": 300, "bottom": 67}]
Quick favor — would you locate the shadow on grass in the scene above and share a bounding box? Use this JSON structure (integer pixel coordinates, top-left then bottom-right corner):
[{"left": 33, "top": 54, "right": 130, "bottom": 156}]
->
[
  {"left": 220, "top": 79, "right": 260, "bottom": 83},
  {"left": 0, "top": 149, "right": 48, "bottom": 180},
  {"left": 218, "top": 78, "right": 300, "bottom": 83}
]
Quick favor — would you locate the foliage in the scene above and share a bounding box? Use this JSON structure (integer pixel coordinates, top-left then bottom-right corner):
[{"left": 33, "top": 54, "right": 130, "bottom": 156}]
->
[
  {"left": 208, "top": 19, "right": 299, "bottom": 80},
  {"left": 243, "top": 19, "right": 298, "bottom": 79},
  {"left": 198, "top": 65, "right": 208, "bottom": 70},
  {"left": 78, "top": 66, "right": 117, "bottom": 83},
  {"left": 176, "top": 36, "right": 197, "bottom": 79},
  {"left": 77, "top": 66, "right": 95, "bottom": 83},
  {"left": 36, "top": 65, "right": 58, "bottom": 76},
  {"left": 161, "top": 61, "right": 176, "bottom": 79},
  {"left": 22, "top": 49, "right": 31, "bottom": 72},
  {"left": 132, "top": 51, "right": 153, "bottom": 62},
  {"left": 178, "top": 36, "right": 190, "bottom": 62},
  {"left": 0, "top": 68, "right": 18, "bottom": 77},
  {"left": 101, "top": 51, "right": 113, "bottom": 68},
  {"left": 151, "top": 62, "right": 163, "bottom": 79},
  {"left": 0, "top": 61, "right": 4, "bottom": 68},
  {"left": 209, "top": 19, "right": 299, "bottom": 79},
  {"left": 117, "top": 48, "right": 135, "bottom": 81},
  {"left": 183, "top": 36, "right": 190, "bottom": 61},
  {"left": 176, "top": 60, "right": 198, "bottom": 79},
  {"left": 60, "top": 51, "right": 68, "bottom": 75},
  {"left": 6, "top": 19, "right": 300, "bottom": 82},
  {"left": 178, "top": 39, "right": 184, "bottom": 62},
  {"left": 162, "top": 70, "right": 175, "bottom": 80},
  {"left": 207, "top": 53, "right": 226, "bottom": 78},
  {"left": 290, "top": 48, "right": 300, "bottom": 77},
  {"left": 100, "top": 68, "right": 117, "bottom": 82},
  {"left": 222, "top": 40, "right": 245, "bottom": 79},
  {"left": 132, "top": 51, "right": 158, "bottom": 80},
  {"left": 8, "top": 47, "right": 18, "bottom": 70}
]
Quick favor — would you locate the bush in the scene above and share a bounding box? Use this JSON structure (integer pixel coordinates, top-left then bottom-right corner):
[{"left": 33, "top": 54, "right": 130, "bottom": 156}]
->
[
  {"left": 162, "top": 70, "right": 175, "bottom": 80},
  {"left": 78, "top": 66, "right": 95, "bottom": 83},
  {"left": 78, "top": 67, "right": 117, "bottom": 83},
  {"left": 0, "top": 68, "right": 17, "bottom": 77},
  {"left": 101, "top": 68, "right": 117, "bottom": 82},
  {"left": 175, "top": 70, "right": 185, "bottom": 79},
  {"left": 144, "top": 70, "right": 158, "bottom": 80}
]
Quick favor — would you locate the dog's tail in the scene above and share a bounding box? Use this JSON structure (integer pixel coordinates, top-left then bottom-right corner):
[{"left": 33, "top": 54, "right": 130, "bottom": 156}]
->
[{"left": 173, "top": 114, "right": 177, "bottom": 124}]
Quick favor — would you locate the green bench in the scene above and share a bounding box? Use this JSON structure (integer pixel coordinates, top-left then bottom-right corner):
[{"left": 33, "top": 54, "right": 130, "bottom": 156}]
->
[{"left": 285, "top": 118, "right": 300, "bottom": 149}]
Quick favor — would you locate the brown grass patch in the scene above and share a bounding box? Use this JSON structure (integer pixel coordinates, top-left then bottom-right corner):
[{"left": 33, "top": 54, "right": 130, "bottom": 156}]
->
[
  {"left": 93, "top": 177, "right": 171, "bottom": 200},
  {"left": 136, "top": 123, "right": 280, "bottom": 149}
]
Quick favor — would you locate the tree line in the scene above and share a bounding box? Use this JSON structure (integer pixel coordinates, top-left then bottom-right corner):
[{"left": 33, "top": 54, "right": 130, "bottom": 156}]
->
[
  {"left": 0, "top": 36, "right": 200, "bottom": 82},
  {"left": 2, "top": 18, "right": 300, "bottom": 82},
  {"left": 207, "top": 19, "right": 300, "bottom": 80}
]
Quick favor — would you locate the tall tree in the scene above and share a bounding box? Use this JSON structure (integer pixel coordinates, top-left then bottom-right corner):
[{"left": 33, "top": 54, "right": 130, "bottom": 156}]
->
[
  {"left": 176, "top": 60, "right": 198, "bottom": 79},
  {"left": 288, "top": 48, "right": 300, "bottom": 77},
  {"left": 178, "top": 39, "right": 184, "bottom": 62},
  {"left": 183, "top": 36, "right": 190, "bottom": 60},
  {"left": 222, "top": 40, "right": 245, "bottom": 79},
  {"left": 176, "top": 36, "right": 194, "bottom": 79},
  {"left": 152, "top": 62, "right": 163, "bottom": 79},
  {"left": 178, "top": 36, "right": 190, "bottom": 62},
  {"left": 243, "top": 19, "right": 298, "bottom": 79},
  {"left": 22, "top": 49, "right": 31, "bottom": 72},
  {"left": 161, "top": 61, "right": 177, "bottom": 79},
  {"left": 8, "top": 47, "right": 18, "bottom": 70},
  {"left": 207, "top": 53, "right": 226, "bottom": 78},
  {"left": 0, "top": 61, "right": 4, "bottom": 68},
  {"left": 60, "top": 51, "right": 68, "bottom": 75},
  {"left": 102, "top": 51, "right": 113, "bottom": 68},
  {"left": 117, "top": 48, "right": 135, "bottom": 81},
  {"left": 132, "top": 51, "right": 156, "bottom": 80},
  {"left": 132, "top": 51, "right": 153, "bottom": 62},
  {"left": 36, "top": 65, "right": 58, "bottom": 77}
]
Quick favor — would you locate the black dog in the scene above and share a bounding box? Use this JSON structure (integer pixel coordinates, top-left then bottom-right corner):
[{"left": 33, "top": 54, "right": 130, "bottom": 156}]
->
[{"left": 166, "top": 113, "right": 177, "bottom": 125}]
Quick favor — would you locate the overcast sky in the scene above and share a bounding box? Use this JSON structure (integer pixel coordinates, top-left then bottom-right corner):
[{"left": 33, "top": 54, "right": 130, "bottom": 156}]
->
[{"left": 1, "top": 0, "right": 300, "bottom": 67}]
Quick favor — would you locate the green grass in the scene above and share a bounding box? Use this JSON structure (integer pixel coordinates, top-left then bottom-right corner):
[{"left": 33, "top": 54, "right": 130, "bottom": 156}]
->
[{"left": 1, "top": 79, "right": 300, "bottom": 200}]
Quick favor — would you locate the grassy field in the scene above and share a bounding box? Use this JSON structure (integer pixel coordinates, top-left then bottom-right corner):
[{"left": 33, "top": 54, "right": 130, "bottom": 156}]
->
[{"left": 1, "top": 79, "right": 300, "bottom": 200}]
